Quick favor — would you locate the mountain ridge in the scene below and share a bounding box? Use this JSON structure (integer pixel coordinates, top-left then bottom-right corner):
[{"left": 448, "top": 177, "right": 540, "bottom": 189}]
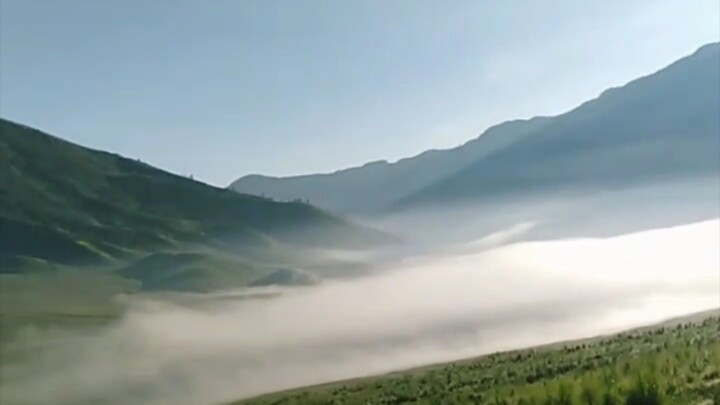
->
[
  {"left": 395, "top": 41, "right": 720, "bottom": 209},
  {"left": 230, "top": 116, "right": 551, "bottom": 215},
  {"left": 230, "top": 42, "right": 720, "bottom": 215}
]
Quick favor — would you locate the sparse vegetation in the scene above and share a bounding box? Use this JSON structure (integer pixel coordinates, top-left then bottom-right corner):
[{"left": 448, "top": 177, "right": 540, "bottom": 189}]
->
[{"left": 236, "top": 316, "right": 720, "bottom": 405}]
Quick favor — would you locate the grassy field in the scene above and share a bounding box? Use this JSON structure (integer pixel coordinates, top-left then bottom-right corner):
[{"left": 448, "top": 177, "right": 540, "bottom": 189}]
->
[
  {"left": 235, "top": 312, "right": 720, "bottom": 405},
  {"left": 0, "top": 270, "right": 133, "bottom": 347}
]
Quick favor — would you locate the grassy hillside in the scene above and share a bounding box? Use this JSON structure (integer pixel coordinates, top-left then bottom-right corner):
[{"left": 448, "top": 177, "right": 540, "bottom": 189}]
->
[
  {"left": 0, "top": 118, "right": 385, "bottom": 275},
  {"left": 236, "top": 314, "right": 720, "bottom": 405}
]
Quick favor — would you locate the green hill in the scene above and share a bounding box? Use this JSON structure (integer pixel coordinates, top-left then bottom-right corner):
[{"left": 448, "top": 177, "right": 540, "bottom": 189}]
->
[
  {"left": 116, "top": 252, "right": 268, "bottom": 292},
  {"left": 0, "top": 118, "right": 386, "bottom": 287},
  {"left": 248, "top": 267, "right": 319, "bottom": 287}
]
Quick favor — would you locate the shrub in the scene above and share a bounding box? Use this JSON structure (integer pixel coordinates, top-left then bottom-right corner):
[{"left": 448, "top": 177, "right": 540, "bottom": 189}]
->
[{"left": 624, "top": 375, "right": 665, "bottom": 405}]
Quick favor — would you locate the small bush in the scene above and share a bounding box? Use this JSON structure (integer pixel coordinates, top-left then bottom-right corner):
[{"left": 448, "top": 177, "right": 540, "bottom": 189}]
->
[{"left": 624, "top": 376, "right": 665, "bottom": 405}]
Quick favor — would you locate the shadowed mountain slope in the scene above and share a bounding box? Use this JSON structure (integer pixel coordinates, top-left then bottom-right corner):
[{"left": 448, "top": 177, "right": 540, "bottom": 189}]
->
[
  {"left": 0, "top": 119, "right": 386, "bottom": 271},
  {"left": 396, "top": 42, "right": 720, "bottom": 209}
]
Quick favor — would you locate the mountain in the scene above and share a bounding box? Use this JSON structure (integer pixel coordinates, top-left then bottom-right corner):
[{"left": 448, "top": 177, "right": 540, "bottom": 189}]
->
[
  {"left": 0, "top": 118, "right": 386, "bottom": 287},
  {"left": 230, "top": 43, "right": 720, "bottom": 215},
  {"left": 397, "top": 42, "right": 720, "bottom": 209},
  {"left": 248, "top": 267, "right": 319, "bottom": 287},
  {"left": 231, "top": 116, "right": 550, "bottom": 216}
]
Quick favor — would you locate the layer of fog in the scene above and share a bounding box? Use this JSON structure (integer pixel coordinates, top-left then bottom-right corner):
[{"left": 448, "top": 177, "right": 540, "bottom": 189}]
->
[
  {"left": 371, "top": 176, "right": 720, "bottom": 247},
  {"left": 2, "top": 217, "right": 719, "bottom": 405}
]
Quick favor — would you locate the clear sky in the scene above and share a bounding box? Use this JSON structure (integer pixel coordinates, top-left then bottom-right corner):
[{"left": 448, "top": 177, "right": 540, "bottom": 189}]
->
[{"left": 1, "top": 0, "right": 718, "bottom": 186}]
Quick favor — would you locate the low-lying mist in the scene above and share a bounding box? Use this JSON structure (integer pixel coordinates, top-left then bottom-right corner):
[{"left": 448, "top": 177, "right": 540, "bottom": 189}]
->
[
  {"left": 2, "top": 217, "right": 718, "bottom": 405},
  {"left": 371, "top": 176, "right": 720, "bottom": 247}
]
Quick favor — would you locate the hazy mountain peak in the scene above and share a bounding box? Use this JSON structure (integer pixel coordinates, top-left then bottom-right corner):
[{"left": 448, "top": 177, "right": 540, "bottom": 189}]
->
[{"left": 230, "top": 43, "right": 719, "bottom": 215}]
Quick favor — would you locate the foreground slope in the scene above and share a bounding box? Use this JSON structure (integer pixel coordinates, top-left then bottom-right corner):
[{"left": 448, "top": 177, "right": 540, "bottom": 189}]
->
[{"left": 0, "top": 118, "right": 384, "bottom": 271}]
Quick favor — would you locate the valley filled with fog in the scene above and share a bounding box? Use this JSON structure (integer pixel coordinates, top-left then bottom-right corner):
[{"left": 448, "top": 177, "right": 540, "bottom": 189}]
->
[
  {"left": 1, "top": 21, "right": 719, "bottom": 404},
  {"left": 2, "top": 178, "right": 718, "bottom": 405}
]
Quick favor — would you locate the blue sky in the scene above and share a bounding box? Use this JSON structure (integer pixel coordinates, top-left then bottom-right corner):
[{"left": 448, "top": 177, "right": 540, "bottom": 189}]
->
[{"left": 1, "top": 0, "right": 718, "bottom": 186}]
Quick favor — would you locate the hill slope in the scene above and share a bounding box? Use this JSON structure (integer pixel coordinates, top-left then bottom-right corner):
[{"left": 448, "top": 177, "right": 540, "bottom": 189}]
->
[
  {"left": 0, "top": 119, "right": 384, "bottom": 272},
  {"left": 397, "top": 42, "right": 720, "bottom": 209}
]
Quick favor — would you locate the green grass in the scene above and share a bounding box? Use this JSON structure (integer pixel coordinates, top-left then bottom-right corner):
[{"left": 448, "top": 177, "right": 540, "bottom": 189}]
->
[
  {"left": 0, "top": 269, "right": 137, "bottom": 354},
  {"left": 235, "top": 315, "right": 720, "bottom": 405},
  {"left": 116, "top": 251, "right": 273, "bottom": 292},
  {"left": 0, "top": 270, "right": 137, "bottom": 317}
]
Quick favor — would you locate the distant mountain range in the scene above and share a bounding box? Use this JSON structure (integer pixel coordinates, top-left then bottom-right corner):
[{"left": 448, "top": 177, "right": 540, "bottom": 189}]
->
[
  {"left": 230, "top": 43, "right": 720, "bottom": 215},
  {"left": 0, "top": 119, "right": 386, "bottom": 290}
]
